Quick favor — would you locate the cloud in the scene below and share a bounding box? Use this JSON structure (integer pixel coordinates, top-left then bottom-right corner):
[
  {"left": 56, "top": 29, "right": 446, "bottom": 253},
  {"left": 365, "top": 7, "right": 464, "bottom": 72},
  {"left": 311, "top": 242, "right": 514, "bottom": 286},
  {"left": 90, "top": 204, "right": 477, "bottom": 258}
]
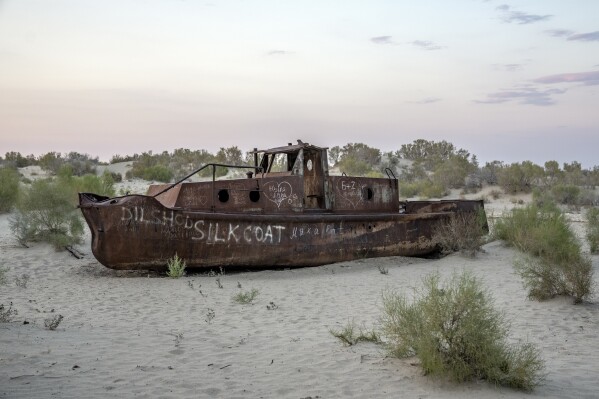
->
[
  {"left": 266, "top": 50, "right": 293, "bottom": 56},
  {"left": 408, "top": 97, "right": 442, "bottom": 104},
  {"left": 546, "top": 29, "right": 599, "bottom": 42},
  {"left": 567, "top": 31, "right": 599, "bottom": 42},
  {"left": 496, "top": 4, "right": 551, "bottom": 24},
  {"left": 476, "top": 86, "right": 566, "bottom": 106},
  {"left": 411, "top": 40, "right": 444, "bottom": 50},
  {"left": 545, "top": 29, "right": 574, "bottom": 37},
  {"left": 370, "top": 37, "right": 444, "bottom": 50},
  {"left": 492, "top": 63, "right": 523, "bottom": 71},
  {"left": 370, "top": 36, "right": 394, "bottom": 45},
  {"left": 533, "top": 70, "right": 599, "bottom": 86}
]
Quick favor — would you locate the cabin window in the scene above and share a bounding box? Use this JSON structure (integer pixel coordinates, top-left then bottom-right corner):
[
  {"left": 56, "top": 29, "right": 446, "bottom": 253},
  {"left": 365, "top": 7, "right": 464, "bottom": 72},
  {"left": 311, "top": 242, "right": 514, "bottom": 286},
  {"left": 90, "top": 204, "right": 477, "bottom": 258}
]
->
[
  {"left": 218, "top": 189, "right": 230, "bottom": 203},
  {"left": 363, "top": 187, "right": 374, "bottom": 200},
  {"left": 249, "top": 190, "right": 260, "bottom": 202}
]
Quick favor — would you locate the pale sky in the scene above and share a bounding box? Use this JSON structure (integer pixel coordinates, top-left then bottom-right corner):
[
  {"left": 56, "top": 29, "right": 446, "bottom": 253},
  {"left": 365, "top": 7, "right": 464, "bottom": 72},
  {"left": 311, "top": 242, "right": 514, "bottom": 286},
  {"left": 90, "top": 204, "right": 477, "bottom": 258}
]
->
[{"left": 1, "top": 0, "right": 598, "bottom": 167}]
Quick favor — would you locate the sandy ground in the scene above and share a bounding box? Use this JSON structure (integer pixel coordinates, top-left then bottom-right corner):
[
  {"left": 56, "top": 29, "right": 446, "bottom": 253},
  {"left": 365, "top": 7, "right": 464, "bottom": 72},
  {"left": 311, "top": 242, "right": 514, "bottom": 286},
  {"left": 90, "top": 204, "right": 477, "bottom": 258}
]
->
[{"left": 1, "top": 179, "right": 599, "bottom": 398}]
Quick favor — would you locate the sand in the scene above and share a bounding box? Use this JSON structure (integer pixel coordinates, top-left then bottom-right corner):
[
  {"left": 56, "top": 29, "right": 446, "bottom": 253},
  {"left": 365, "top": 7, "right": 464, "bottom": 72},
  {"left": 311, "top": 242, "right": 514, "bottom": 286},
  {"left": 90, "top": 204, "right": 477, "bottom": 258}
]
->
[{"left": 1, "top": 181, "right": 599, "bottom": 398}]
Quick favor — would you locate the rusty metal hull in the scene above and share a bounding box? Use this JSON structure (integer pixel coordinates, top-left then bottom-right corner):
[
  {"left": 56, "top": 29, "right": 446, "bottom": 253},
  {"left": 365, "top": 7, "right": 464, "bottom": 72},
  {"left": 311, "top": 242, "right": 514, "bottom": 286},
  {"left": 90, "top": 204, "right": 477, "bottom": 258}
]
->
[{"left": 79, "top": 193, "right": 478, "bottom": 270}]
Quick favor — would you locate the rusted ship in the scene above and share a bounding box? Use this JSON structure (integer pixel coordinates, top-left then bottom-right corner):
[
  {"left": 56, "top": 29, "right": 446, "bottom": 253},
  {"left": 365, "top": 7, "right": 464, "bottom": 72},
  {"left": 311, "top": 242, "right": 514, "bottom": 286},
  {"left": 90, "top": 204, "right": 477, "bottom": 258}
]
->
[{"left": 79, "top": 141, "right": 486, "bottom": 270}]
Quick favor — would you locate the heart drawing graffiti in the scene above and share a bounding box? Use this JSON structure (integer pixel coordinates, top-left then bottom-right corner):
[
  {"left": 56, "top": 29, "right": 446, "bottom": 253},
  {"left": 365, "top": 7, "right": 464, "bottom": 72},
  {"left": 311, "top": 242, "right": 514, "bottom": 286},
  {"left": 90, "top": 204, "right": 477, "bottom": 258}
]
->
[
  {"left": 336, "top": 179, "right": 365, "bottom": 208},
  {"left": 264, "top": 181, "right": 297, "bottom": 208}
]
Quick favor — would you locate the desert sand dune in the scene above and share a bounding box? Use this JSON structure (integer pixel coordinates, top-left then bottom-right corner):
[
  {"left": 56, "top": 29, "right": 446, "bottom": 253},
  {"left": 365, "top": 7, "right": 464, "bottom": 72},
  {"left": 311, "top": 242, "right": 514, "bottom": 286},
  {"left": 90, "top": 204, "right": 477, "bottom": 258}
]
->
[{"left": 1, "top": 187, "right": 599, "bottom": 398}]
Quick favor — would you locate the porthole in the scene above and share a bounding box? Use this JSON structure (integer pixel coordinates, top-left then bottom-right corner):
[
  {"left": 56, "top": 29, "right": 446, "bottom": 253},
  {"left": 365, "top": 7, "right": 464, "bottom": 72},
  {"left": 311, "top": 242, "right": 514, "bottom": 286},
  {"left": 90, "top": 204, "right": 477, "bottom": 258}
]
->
[
  {"left": 363, "top": 187, "right": 374, "bottom": 200},
  {"left": 249, "top": 190, "right": 261, "bottom": 202},
  {"left": 218, "top": 189, "right": 230, "bottom": 203}
]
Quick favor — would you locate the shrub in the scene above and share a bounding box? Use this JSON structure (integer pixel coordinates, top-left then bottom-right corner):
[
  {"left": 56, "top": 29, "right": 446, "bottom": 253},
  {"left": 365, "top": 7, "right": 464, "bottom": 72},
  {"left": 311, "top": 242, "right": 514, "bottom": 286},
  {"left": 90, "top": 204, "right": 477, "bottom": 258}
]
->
[
  {"left": 109, "top": 172, "right": 123, "bottom": 183},
  {"left": 399, "top": 180, "right": 447, "bottom": 199},
  {"left": 398, "top": 139, "right": 474, "bottom": 171},
  {"left": 14, "top": 273, "right": 30, "bottom": 288},
  {"left": 586, "top": 208, "right": 599, "bottom": 254},
  {"left": 0, "top": 266, "right": 7, "bottom": 285},
  {"left": 494, "top": 204, "right": 593, "bottom": 303},
  {"left": 73, "top": 172, "right": 116, "bottom": 197},
  {"left": 550, "top": 184, "right": 580, "bottom": 205},
  {"left": 330, "top": 320, "right": 381, "bottom": 346},
  {"left": 39, "top": 152, "right": 98, "bottom": 176},
  {"left": 497, "top": 161, "right": 544, "bottom": 194},
  {"left": 433, "top": 156, "right": 477, "bottom": 190},
  {"left": 233, "top": 288, "right": 259, "bottom": 304},
  {"left": 432, "top": 211, "right": 487, "bottom": 257},
  {"left": 166, "top": 254, "right": 186, "bottom": 278},
  {"left": 514, "top": 256, "right": 593, "bottom": 303},
  {"left": 44, "top": 314, "right": 64, "bottom": 330},
  {"left": 0, "top": 167, "right": 20, "bottom": 213},
  {"left": 142, "top": 165, "right": 173, "bottom": 182},
  {"left": 380, "top": 271, "right": 544, "bottom": 391},
  {"left": 0, "top": 302, "right": 17, "bottom": 323},
  {"left": 9, "top": 179, "right": 84, "bottom": 250},
  {"left": 55, "top": 167, "right": 115, "bottom": 199}
]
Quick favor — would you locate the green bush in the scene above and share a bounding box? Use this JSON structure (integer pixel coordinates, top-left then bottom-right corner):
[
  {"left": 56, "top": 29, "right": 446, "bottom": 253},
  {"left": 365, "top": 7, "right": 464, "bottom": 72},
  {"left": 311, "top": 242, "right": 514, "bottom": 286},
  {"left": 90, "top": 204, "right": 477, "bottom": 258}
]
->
[
  {"left": 586, "top": 208, "right": 599, "bottom": 254},
  {"left": 166, "top": 254, "right": 186, "bottom": 278},
  {"left": 399, "top": 180, "right": 447, "bottom": 199},
  {"left": 514, "top": 256, "right": 593, "bottom": 303},
  {"left": 494, "top": 204, "right": 593, "bottom": 303},
  {"left": 233, "top": 288, "right": 259, "bottom": 304},
  {"left": 550, "top": 184, "right": 580, "bottom": 205},
  {"left": 534, "top": 185, "right": 597, "bottom": 208},
  {"left": 0, "top": 167, "right": 20, "bottom": 213},
  {"left": 53, "top": 166, "right": 115, "bottom": 201},
  {"left": 497, "top": 161, "right": 544, "bottom": 194},
  {"left": 142, "top": 165, "right": 173, "bottom": 182},
  {"left": 9, "top": 179, "right": 83, "bottom": 250},
  {"left": 380, "top": 271, "right": 544, "bottom": 391},
  {"left": 337, "top": 157, "right": 374, "bottom": 176},
  {"left": 432, "top": 156, "right": 477, "bottom": 190},
  {"left": 73, "top": 172, "right": 116, "bottom": 197},
  {"left": 38, "top": 151, "right": 99, "bottom": 176},
  {"left": 330, "top": 320, "right": 381, "bottom": 346}
]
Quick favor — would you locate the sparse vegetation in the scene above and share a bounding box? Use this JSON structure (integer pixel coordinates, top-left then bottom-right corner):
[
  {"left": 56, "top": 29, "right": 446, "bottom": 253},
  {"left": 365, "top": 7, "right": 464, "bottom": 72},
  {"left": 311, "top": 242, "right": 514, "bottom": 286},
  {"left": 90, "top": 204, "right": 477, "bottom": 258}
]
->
[
  {"left": 380, "top": 271, "right": 544, "bottom": 391},
  {"left": 399, "top": 180, "right": 447, "bottom": 199},
  {"left": 171, "top": 331, "right": 184, "bottom": 347},
  {"left": 205, "top": 308, "right": 215, "bottom": 323},
  {"left": 233, "top": 288, "right": 260, "bottom": 304},
  {"left": 0, "top": 266, "right": 7, "bottom": 285},
  {"left": 330, "top": 320, "right": 381, "bottom": 346},
  {"left": 44, "top": 314, "right": 64, "bottom": 330},
  {"left": 166, "top": 254, "right": 186, "bottom": 278},
  {"left": 0, "top": 167, "right": 20, "bottom": 213},
  {"left": 0, "top": 272, "right": 17, "bottom": 323},
  {"left": 10, "top": 179, "right": 84, "bottom": 249},
  {"left": 0, "top": 302, "right": 17, "bottom": 323},
  {"left": 432, "top": 211, "right": 487, "bottom": 257},
  {"left": 494, "top": 203, "right": 593, "bottom": 303},
  {"left": 497, "top": 161, "right": 544, "bottom": 194},
  {"left": 38, "top": 151, "right": 99, "bottom": 176},
  {"left": 14, "top": 273, "right": 30, "bottom": 288},
  {"left": 586, "top": 208, "right": 599, "bottom": 254}
]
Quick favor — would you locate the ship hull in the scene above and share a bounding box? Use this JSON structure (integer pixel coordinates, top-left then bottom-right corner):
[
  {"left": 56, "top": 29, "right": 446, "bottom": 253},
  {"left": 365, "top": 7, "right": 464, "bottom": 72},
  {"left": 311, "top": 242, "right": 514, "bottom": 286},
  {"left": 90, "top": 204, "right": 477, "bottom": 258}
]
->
[{"left": 78, "top": 193, "right": 470, "bottom": 270}]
